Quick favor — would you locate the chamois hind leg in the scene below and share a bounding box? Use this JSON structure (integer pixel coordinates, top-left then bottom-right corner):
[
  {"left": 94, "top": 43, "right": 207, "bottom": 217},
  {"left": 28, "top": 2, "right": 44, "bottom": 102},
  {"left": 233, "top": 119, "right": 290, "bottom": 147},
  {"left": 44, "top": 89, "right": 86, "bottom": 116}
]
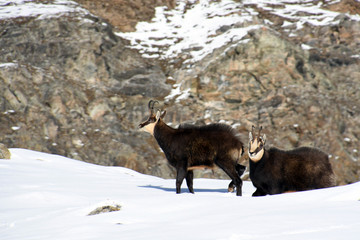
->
[
  {"left": 228, "top": 181, "right": 235, "bottom": 193},
  {"left": 186, "top": 170, "right": 194, "bottom": 194},
  {"left": 176, "top": 167, "right": 187, "bottom": 194},
  {"left": 236, "top": 164, "right": 246, "bottom": 177},
  {"left": 228, "top": 165, "right": 246, "bottom": 193},
  {"left": 216, "top": 158, "right": 243, "bottom": 196}
]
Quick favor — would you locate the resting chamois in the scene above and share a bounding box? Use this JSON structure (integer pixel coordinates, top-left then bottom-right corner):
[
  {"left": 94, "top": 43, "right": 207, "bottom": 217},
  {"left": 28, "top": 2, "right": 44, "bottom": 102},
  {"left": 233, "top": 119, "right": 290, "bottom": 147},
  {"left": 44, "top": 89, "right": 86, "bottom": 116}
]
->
[
  {"left": 139, "top": 100, "right": 246, "bottom": 196},
  {"left": 247, "top": 126, "right": 336, "bottom": 196}
]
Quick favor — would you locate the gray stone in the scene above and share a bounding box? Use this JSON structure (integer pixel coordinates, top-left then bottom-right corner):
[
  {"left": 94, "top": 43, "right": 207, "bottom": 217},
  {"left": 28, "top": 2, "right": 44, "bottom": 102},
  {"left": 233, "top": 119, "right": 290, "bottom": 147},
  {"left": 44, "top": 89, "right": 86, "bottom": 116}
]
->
[{"left": 0, "top": 144, "right": 11, "bottom": 159}]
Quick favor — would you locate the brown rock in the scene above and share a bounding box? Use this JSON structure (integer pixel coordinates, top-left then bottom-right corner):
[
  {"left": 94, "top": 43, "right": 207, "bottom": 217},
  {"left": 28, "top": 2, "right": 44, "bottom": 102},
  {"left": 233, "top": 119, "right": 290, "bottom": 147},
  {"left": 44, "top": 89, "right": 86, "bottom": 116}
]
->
[{"left": 0, "top": 144, "right": 11, "bottom": 159}]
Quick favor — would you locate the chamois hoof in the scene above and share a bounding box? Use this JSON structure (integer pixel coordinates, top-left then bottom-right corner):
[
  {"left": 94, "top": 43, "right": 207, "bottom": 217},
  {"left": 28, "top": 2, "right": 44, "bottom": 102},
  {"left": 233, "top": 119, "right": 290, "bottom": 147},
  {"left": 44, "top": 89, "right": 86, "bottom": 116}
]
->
[{"left": 228, "top": 186, "right": 235, "bottom": 193}]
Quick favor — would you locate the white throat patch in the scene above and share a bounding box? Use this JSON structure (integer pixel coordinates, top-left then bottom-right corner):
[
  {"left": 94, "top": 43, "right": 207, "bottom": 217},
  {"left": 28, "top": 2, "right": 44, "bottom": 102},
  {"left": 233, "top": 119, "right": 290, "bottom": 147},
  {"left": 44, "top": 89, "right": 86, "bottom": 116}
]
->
[
  {"left": 248, "top": 148, "right": 264, "bottom": 162},
  {"left": 140, "top": 115, "right": 160, "bottom": 136},
  {"left": 140, "top": 122, "right": 156, "bottom": 136}
]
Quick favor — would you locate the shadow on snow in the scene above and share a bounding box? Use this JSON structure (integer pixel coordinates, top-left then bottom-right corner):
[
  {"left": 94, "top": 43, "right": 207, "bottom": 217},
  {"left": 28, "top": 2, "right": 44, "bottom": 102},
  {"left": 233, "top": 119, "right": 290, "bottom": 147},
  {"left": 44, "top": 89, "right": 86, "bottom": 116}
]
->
[{"left": 139, "top": 185, "right": 229, "bottom": 193}]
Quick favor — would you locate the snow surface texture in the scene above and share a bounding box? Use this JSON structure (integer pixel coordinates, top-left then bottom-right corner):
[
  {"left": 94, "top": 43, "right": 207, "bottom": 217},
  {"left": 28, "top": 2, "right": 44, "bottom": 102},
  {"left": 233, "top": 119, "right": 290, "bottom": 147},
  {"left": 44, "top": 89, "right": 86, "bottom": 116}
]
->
[{"left": 1, "top": 149, "right": 360, "bottom": 240}]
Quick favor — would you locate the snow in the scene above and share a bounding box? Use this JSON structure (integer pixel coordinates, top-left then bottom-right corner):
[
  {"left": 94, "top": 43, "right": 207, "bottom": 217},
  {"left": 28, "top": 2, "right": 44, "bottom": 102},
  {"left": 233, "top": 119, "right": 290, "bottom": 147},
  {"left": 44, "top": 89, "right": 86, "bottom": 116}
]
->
[
  {"left": 165, "top": 83, "right": 191, "bottom": 103},
  {"left": 116, "top": 0, "right": 260, "bottom": 63},
  {"left": 1, "top": 149, "right": 360, "bottom": 240},
  {"left": 301, "top": 44, "right": 313, "bottom": 50},
  {"left": 0, "top": 62, "right": 18, "bottom": 68},
  {"left": 114, "top": 0, "right": 360, "bottom": 102},
  {"left": 1, "top": 1, "right": 360, "bottom": 236},
  {"left": 0, "top": 0, "right": 88, "bottom": 20},
  {"left": 2, "top": 0, "right": 360, "bottom": 105},
  {"left": 116, "top": 0, "right": 360, "bottom": 64},
  {"left": 10, "top": 126, "right": 20, "bottom": 131}
]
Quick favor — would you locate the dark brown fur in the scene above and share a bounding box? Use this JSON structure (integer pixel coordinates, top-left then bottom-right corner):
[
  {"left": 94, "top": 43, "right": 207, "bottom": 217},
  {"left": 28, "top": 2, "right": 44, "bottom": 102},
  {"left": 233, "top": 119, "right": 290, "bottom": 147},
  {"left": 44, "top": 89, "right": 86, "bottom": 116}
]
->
[
  {"left": 155, "top": 121, "right": 245, "bottom": 195},
  {"left": 139, "top": 101, "right": 245, "bottom": 196},
  {"left": 248, "top": 128, "right": 336, "bottom": 196}
]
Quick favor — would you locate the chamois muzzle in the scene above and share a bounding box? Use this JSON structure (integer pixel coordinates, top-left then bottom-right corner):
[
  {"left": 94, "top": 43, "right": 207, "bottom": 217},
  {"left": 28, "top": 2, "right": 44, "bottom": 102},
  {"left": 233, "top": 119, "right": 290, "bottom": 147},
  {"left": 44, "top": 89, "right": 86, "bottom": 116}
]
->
[
  {"left": 248, "top": 125, "right": 265, "bottom": 159},
  {"left": 139, "top": 100, "right": 159, "bottom": 129}
]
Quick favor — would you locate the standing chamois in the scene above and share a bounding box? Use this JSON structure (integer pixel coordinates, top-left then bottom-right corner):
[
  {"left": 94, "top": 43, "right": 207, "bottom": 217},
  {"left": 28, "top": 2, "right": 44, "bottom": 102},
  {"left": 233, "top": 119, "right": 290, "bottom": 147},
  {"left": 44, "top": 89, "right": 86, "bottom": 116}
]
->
[
  {"left": 139, "top": 100, "right": 246, "bottom": 196},
  {"left": 247, "top": 126, "right": 336, "bottom": 196}
]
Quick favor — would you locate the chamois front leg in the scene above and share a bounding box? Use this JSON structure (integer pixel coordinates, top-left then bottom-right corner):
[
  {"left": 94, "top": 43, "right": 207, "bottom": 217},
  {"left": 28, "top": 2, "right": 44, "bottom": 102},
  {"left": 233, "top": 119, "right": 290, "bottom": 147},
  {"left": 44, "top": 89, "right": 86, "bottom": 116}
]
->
[
  {"left": 186, "top": 170, "right": 194, "bottom": 194},
  {"left": 236, "top": 179, "right": 243, "bottom": 196},
  {"left": 176, "top": 167, "right": 187, "bottom": 194}
]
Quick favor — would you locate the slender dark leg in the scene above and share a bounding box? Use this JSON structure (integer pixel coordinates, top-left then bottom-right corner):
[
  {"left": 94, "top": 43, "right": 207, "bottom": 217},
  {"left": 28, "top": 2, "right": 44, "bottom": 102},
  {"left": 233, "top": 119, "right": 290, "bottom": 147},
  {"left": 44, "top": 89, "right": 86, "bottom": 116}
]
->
[
  {"left": 236, "top": 179, "right": 243, "bottom": 196},
  {"left": 229, "top": 164, "right": 246, "bottom": 194},
  {"left": 216, "top": 158, "right": 243, "bottom": 196},
  {"left": 236, "top": 164, "right": 246, "bottom": 176},
  {"left": 176, "top": 167, "right": 187, "bottom": 194},
  {"left": 186, "top": 170, "right": 194, "bottom": 193}
]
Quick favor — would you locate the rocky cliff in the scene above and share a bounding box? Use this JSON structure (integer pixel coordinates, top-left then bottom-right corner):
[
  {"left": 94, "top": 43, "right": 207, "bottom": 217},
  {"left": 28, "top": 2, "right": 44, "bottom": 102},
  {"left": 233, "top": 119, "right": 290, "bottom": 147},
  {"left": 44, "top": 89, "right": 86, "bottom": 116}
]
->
[
  {"left": 0, "top": 0, "right": 173, "bottom": 176},
  {"left": 0, "top": 0, "right": 359, "bottom": 184}
]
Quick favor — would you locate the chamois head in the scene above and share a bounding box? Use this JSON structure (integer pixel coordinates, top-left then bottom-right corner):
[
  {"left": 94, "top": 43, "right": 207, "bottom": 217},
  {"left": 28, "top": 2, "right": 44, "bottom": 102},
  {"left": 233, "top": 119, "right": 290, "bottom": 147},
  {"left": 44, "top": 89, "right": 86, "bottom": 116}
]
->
[
  {"left": 139, "top": 100, "right": 166, "bottom": 135},
  {"left": 248, "top": 125, "right": 266, "bottom": 162}
]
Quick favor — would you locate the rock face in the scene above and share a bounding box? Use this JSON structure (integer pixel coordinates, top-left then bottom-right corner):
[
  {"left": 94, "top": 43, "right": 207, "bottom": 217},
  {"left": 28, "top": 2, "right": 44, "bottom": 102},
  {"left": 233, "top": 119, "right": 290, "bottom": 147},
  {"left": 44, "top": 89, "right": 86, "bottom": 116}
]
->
[
  {"left": 0, "top": 3, "right": 172, "bottom": 175},
  {"left": 75, "top": 0, "right": 176, "bottom": 32},
  {"left": 171, "top": 27, "right": 360, "bottom": 184},
  {"left": 0, "top": 0, "right": 359, "bottom": 185}
]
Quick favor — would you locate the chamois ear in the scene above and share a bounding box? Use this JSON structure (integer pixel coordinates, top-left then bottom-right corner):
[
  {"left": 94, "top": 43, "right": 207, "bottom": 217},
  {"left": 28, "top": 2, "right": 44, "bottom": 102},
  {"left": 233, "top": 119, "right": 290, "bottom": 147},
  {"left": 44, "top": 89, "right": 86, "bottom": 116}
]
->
[
  {"left": 261, "top": 134, "right": 266, "bottom": 144},
  {"left": 160, "top": 110, "right": 167, "bottom": 118},
  {"left": 155, "top": 110, "right": 161, "bottom": 120},
  {"left": 249, "top": 131, "right": 253, "bottom": 140}
]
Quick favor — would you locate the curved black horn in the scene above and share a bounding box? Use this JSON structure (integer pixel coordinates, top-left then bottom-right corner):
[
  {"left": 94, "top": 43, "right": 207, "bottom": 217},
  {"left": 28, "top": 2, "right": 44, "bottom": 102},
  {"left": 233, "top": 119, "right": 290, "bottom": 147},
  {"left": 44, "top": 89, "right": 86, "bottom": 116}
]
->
[
  {"left": 251, "top": 125, "right": 256, "bottom": 137},
  {"left": 148, "top": 100, "right": 154, "bottom": 109},
  {"left": 147, "top": 100, "right": 159, "bottom": 114},
  {"left": 258, "top": 126, "right": 263, "bottom": 137},
  {"left": 151, "top": 100, "right": 159, "bottom": 110}
]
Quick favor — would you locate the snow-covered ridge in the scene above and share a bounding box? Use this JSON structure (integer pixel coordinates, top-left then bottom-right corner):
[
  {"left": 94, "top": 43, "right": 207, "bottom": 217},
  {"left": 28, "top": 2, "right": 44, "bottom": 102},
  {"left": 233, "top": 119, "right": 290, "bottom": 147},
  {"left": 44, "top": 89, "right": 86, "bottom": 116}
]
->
[
  {"left": 0, "top": 0, "right": 88, "bottom": 20},
  {"left": 1, "top": 149, "right": 360, "bottom": 239},
  {"left": 246, "top": 0, "right": 360, "bottom": 26},
  {"left": 2, "top": 0, "right": 358, "bottom": 64},
  {"left": 117, "top": 0, "right": 360, "bottom": 63},
  {"left": 117, "top": 0, "right": 260, "bottom": 63}
]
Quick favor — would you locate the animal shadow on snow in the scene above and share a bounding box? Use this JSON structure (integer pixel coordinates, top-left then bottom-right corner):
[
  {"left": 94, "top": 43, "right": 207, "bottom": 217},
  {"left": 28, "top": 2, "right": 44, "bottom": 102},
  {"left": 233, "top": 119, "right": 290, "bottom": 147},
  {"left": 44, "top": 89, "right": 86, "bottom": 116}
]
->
[{"left": 139, "top": 185, "right": 229, "bottom": 193}]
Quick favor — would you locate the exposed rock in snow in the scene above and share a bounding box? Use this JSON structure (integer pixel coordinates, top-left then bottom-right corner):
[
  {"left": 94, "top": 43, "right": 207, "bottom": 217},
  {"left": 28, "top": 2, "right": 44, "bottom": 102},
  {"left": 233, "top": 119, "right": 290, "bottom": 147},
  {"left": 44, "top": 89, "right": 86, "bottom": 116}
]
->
[{"left": 0, "top": 143, "right": 11, "bottom": 159}]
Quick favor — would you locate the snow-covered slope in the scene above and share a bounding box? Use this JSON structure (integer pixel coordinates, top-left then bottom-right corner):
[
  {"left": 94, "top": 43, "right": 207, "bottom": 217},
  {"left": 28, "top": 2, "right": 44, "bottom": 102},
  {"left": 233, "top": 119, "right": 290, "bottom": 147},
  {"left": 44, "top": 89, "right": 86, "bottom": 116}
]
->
[
  {"left": 1, "top": 149, "right": 360, "bottom": 240},
  {"left": 116, "top": 0, "right": 360, "bottom": 63},
  {"left": 116, "top": 0, "right": 259, "bottom": 62}
]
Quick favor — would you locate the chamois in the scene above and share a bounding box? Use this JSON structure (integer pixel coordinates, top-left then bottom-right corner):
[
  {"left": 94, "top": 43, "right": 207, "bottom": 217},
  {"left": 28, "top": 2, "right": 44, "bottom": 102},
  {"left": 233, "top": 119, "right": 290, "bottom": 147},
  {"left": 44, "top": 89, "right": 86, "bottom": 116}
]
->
[
  {"left": 247, "top": 126, "right": 336, "bottom": 196},
  {"left": 139, "top": 100, "right": 246, "bottom": 196}
]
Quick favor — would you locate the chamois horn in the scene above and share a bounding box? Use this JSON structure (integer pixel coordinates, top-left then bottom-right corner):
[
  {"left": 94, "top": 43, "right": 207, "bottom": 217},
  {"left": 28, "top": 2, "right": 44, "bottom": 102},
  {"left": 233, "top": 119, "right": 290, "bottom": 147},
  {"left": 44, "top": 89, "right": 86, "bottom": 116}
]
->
[
  {"left": 251, "top": 125, "right": 256, "bottom": 139},
  {"left": 258, "top": 126, "right": 263, "bottom": 137},
  {"left": 148, "top": 100, "right": 159, "bottom": 114}
]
